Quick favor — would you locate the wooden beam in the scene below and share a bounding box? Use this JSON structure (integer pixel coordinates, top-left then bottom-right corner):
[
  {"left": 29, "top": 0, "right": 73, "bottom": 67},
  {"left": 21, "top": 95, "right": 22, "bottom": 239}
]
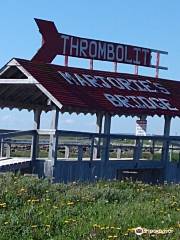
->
[
  {"left": 0, "top": 78, "right": 35, "bottom": 84},
  {"left": 94, "top": 113, "right": 103, "bottom": 159},
  {"left": 31, "top": 109, "right": 42, "bottom": 167},
  {"left": 164, "top": 116, "right": 171, "bottom": 137},
  {"left": 101, "top": 113, "right": 111, "bottom": 179},
  {"left": 48, "top": 107, "right": 59, "bottom": 175},
  {"left": 101, "top": 113, "right": 111, "bottom": 162},
  {"left": 162, "top": 116, "right": 171, "bottom": 181}
]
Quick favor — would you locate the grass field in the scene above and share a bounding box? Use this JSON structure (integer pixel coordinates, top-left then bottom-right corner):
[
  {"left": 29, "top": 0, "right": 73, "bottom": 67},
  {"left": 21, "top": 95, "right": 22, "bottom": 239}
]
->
[{"left": 0, "top": 173, "right": 180, "bottom": 239}]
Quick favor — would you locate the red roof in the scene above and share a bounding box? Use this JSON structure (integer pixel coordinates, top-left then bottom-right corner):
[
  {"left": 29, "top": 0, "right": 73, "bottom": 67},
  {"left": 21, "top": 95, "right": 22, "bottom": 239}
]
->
[{"left": 16, "top": 58, "right": 180, "bottom": 117}]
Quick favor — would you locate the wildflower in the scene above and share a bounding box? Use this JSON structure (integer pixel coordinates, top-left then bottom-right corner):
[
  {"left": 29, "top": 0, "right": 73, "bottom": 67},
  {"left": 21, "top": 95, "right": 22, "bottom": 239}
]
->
[
  {"left": 93, "top": 224, "right": 100, "bottom": 228},
  {"left": 127, "top": 228, "right": 136, "bottom": 233},
  {"left": 171, "top": 202, "right": 177, "bottom": 206},
  {"left": 31, "top": 225, "right": 37, "bottom": 228},
  {"left": 19, "top": 188, "right": 26, "bottom": 192},
  {"left": 31, "top": 199, "right": 40, "bottom": 203},
  {"left": 108, "top": 235, "right": 118, "bottom": 239},
  {"left": 116, "top": 227, "right": 121, "bottom": 230},
  {"left": 4, "top": 222, "right": 8, "bottom": 225},
  {"left": 45, "top": 225, "right": 50, "bottom": 228},
  {"left": 53, "top": 206, "right": 58, "bottom": 209},
  {"left": 67, "top": 201, "right": 74, "bottom": 206},
  {"left": 0, "top": 203, "right": 6, "bottom": 208}
]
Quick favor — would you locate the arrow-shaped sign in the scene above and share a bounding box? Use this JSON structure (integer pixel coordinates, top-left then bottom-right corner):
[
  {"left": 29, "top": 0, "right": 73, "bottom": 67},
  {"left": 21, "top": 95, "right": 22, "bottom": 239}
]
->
[{"left": 32, "top": 18, "right": 151, "bottom": 66}]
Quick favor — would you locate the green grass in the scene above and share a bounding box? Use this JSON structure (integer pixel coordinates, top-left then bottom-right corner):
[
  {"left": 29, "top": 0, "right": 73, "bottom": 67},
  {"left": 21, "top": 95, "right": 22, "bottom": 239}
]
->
[{"left": 0, "top": 173, "right": 180, "bottom": 239}]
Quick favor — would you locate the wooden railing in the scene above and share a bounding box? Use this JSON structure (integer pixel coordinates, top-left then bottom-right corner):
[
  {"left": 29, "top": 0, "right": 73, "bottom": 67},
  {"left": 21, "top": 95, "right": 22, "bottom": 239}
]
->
[{"left": 0, "top": 130, "right": 180, "bottom": 165}]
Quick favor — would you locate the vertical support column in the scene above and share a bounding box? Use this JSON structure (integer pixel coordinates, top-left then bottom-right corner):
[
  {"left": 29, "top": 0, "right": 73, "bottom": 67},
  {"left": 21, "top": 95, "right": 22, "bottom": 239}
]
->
[
  {"left": 90, "top": 59, "right": 93, "bottom": 70},
  {"left": 0, "top": 139, "right": 3, "bottom": 158},
  {"left": 135, "top": 65, "right": 139, "bottom": 75},
  {"left": 103, "top": 113, "right": 111, "bottom": 161},
  {"left": 5, "top": 143, "right": 11, "bottom": 158},
  {"left": 94, "top": 113, "right": 103, "bottom": 159},
  {"left": 162, "top": 115, "right": 171, "bottom": 181},
  {"left": 114, "top": 62, "right": 117, "bottom": 72},
  {"left": 101, "top": 113, "right": 111, "bottom": 178},
  {"left": 155, "top": 52, "right": 160, "bottom": 78},
  {"left": 64, "top": 55, "right": 69, "bottom": 67},
  {"left": 64, "top": 146, "right": 70, "bottom": 159},
  {"left": 134, "top": 115, "right": 147, "bottom": 164},
  {"left": 31, "top": 109, "right": 41, "bottom": 168},
  {"left": 48, "top": 107, "right": 59, "bottom": 178}
]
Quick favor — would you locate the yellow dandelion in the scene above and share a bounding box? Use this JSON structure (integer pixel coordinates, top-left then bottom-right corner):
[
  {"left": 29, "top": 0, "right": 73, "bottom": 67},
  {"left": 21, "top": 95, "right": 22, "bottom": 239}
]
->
[
  {"left": 108, "top": 235, "right": 118, "bottom": 239},
  {"left": 0, "top": 203, "right": 6, "bottom": 208},
  {"left": 31, "top": 225, "right": 37, "bottom": 228},
  {"left": 100, "top": 227, "right": 105, "bottom": 230},
  {"left": 31, "top": 199, "right": 40, "bottom": 203},
  {"left": 19, "top": 188, "right": 26, "bottom": 192}
]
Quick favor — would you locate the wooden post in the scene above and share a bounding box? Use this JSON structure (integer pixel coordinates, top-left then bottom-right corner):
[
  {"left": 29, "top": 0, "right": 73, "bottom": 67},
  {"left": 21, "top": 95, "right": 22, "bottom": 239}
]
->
[
  {"left": 78, "top": 146, "right": 83, "bottom": 161},
  {"left": 31, "top": 109, "right": 41, "bottom": 167},
  {"left": 94, "top": 113, "right": 103, "bottom": 159},
  {"left": 134, "top": 115, "right": 147, "bottom": 163},
  {"left": 103, "top": 113, "right": 111, "bottom": 161},
  {"left": 0, "top": 139, "right": 3, "bottom": 158},
  {"left": 117, "top": 148, "right": 121, "bottom": 159},
  {"left": 162, "top": 116, "right": 171, "bottom": 181},
  {"left": 64, "top": 146, "right": 70, "bottom": 159},
  {"left": 101, "top": 113, "right": 111, "bottom": 178},
  {"left": 5, "top": 143, "right": 11, "bottom": 158},
  {"left": 162, "top": 116, "right": 171, "bottom": 158},
  {"left": 90, "top": 136, "right": 95, "bottom": 162},
  {"left": 48, "top": 107, "right": 59, "bottom": 176}
]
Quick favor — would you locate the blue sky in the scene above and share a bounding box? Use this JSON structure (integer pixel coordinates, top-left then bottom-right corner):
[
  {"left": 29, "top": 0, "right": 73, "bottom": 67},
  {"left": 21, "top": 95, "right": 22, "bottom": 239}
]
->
[{"left": 0, "top": 0, "right": 180, "bottom": 135}]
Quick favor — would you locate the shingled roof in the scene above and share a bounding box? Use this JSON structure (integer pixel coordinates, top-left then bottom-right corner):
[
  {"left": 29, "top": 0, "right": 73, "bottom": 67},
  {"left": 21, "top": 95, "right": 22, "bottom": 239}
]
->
[{"left": 0, "top": 58, "right": 180, "bottom": 117}]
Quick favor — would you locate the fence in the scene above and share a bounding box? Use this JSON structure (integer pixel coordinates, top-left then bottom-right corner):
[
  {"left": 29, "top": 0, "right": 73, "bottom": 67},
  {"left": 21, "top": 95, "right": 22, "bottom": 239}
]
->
[{"left": 0, "top": 130, "right": 180, "bottom": 182}]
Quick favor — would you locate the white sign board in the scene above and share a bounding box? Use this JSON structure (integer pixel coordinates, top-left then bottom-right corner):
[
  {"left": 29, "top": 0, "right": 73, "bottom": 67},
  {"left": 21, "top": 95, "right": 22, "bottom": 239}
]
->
[{"left": 136, "top": 120, "right": 147, "bottom": 136}]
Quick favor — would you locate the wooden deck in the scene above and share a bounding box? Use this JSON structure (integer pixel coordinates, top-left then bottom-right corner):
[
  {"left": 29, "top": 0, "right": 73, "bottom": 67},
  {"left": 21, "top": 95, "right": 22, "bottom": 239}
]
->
[{"left": 0, "top": 157, "right": 31, "bottom": 171}]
